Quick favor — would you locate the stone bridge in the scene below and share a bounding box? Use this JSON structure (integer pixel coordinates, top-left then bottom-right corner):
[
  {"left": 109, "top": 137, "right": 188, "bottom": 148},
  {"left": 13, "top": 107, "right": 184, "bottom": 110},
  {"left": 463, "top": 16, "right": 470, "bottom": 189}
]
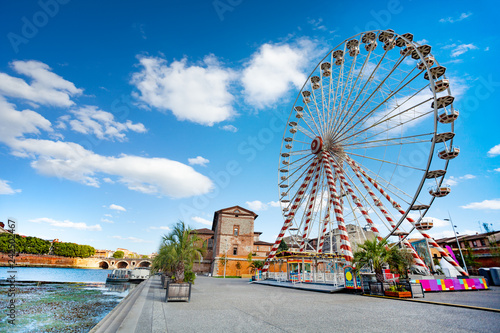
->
[{"left": 93, "top": 257, "right": 152, "bottom": 269}]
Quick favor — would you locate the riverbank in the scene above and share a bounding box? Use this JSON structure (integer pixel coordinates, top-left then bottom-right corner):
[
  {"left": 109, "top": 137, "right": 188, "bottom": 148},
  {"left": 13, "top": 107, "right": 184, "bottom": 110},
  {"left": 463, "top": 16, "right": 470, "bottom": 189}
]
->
[{"left": 0, "top": 253, "right": 98, "bottom": 269}]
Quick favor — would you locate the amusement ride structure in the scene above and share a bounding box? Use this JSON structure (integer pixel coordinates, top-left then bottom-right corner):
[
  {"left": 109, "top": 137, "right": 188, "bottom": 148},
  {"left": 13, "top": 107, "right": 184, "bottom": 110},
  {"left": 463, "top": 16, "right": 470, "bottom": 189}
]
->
[{"left": 263, "top": 29, "right": 467, "bottom": 277}]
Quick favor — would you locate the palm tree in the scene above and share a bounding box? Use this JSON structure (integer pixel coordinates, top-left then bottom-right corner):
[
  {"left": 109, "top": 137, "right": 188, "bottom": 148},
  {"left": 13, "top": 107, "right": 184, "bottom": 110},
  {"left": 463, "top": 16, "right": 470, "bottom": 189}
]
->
[
  {"left": 352, "top": 238, "right": 407, "bottom": 282},
  {"left": 248, "top": 260, "right": 264, "bottom": 273},
  {"left": 152, "top": 221, "right": 205, "bottom": 283}
]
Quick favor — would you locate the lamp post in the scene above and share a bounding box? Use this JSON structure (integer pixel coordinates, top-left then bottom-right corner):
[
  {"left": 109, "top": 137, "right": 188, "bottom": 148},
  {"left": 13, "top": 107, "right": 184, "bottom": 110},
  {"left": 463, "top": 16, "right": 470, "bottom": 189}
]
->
[
  {"left": 223, "top": 238, "right": 228, "bottom": 279},
  {"left": 444, "top": 212, "right": 469, "bottom": 275}
]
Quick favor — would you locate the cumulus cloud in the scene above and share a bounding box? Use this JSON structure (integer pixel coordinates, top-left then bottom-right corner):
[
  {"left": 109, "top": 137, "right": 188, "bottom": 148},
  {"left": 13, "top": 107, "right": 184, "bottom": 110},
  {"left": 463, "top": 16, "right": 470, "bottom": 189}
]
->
[
  {"left": 246, "top": 200, "right": 268, "bottom": 211},
  {"left": 109, "top": 204, "right": 126, "bottom": 212},
  {"left": 241, "top": 39, "right": 318, "bottom": 109},
  {"left": 4, "top": 138, "right": 214, "bottom": 198},
  {"left": 461, "top": 199, "right": 500, "bottom": 210},
  {"left": 30, "top": 217, "right": 101, "bottom": 231},
  {"left": 131, "top": 55, "right": 236, "bottom": 126},
  {"left": 188, "top": 156, "right": 210, "bottom": 167},
  {"left": 61, "top": 105, "right": 146, "bottom": 141},
  {"left": 0, "top": 179, "right": 21, "bottom": 195},
  {"left": 0, "top": 60, "right": 82, "bottom": 107},
  {"left": 111, "top": 235, "right": 152, "bottom": 243},
  {"left": 191, "top": 216, "right": 212, "bottom": 225},
  {"left": 101, "top": 218, "right": 114, "bottom": 224},
  {"left": 0, "top": 96, "right": 52, "bottom": 144},
  {"left": 439, "top": 12, "right": 472, "bottom": 23},
  {"left": 220, "top": 125, "right": 238, "bottom": 132},
  {"left": 487, "top": 144, "right": 500, "bottom": 157}
]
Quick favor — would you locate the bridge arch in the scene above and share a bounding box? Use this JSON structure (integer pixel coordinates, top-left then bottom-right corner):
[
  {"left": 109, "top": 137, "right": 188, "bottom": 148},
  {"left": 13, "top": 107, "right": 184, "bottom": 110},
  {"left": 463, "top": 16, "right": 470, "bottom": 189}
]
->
[
  {"left": 138, "top": 261, "right": 151, "bottom": 268},
  {"left": 116, "top": 261, "right": 128, "bottom": 268},
  {"left": 98, "top": 261, "right": 109, "bottom": 269}
]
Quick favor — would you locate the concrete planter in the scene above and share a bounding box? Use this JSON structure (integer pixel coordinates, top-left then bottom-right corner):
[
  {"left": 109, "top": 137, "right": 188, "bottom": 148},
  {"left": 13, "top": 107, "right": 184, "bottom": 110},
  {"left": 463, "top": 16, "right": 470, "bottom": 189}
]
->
[
  {"left": 384, "top": 291, "right": 412, "bottom": 298},
  {"left": 165, "top": 281, "right": 192, "bottom": 302}
]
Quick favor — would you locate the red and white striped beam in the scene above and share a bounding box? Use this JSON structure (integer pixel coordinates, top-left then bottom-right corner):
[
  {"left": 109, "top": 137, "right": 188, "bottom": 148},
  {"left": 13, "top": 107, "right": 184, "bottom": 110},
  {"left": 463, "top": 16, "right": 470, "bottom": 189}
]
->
[
  {"left": 299, "top": 163, "right": 323, "bottom": 251},
  {"left": 263, "top": 156, "right": 320, "bottom": 272},
  {"left": 344, "top": 155, "right": 429, "bottom": 272},
  {"left": 346, "top": 156, "right": 468, "bottom": 276},
  {"left": 321, "top": 152, "right": 353, "bottom": 262}
]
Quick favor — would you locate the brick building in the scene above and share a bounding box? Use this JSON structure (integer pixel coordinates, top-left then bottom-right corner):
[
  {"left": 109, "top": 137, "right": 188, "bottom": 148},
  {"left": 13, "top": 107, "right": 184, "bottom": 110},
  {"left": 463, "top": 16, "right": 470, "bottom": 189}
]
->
[{"left": 190, "top": 206, "right": 273, "bottom": 276}]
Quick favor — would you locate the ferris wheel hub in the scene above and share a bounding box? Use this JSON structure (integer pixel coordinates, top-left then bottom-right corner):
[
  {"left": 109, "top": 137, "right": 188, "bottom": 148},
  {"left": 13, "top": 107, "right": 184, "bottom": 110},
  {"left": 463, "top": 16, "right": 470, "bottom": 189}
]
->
[{"left": 311, "top": 136, "right": 323, "bottom": 154}]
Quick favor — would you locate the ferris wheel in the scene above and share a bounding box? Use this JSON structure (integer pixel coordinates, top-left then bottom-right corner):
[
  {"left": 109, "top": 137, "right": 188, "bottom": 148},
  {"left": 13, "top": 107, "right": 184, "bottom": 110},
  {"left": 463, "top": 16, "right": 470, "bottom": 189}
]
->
[{"left": 264, "top": 30, "right": 467, "bottom": 276}]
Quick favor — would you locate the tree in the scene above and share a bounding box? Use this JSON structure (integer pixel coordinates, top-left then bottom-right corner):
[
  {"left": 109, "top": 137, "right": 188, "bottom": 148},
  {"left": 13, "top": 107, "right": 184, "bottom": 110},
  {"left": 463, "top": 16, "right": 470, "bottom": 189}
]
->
[
  {"left": 113, "top": 250, "right": 125, "bottom": 259},
  {"left": 352, "top": 239, "right": 407, "bottom": 282},
  {"left": 142, "top": 255, "right": 149, "bottom": 259},
  {"left": 153, "top": 221, "right": 205, "bottom": 283},
  {"left": 218, "top": 254, "right": 228, "bottom": 273},
  {"left": 249, "top": 260, "right": 264, "bottom": 273},
  {"left": 278, "top": 239, "right": 288, "bottom": 252}
]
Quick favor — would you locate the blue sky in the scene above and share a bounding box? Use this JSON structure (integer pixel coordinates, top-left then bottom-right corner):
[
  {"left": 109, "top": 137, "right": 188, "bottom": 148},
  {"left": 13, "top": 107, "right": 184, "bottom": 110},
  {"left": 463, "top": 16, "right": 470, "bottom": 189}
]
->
[{"left": 0, "top": 0, "right": 499, "bottom": 255}]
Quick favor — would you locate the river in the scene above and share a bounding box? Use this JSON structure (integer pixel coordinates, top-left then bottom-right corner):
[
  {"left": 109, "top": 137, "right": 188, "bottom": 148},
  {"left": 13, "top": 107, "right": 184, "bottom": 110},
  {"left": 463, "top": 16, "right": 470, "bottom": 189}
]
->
[{"left": 0, "top": 267, "right": 136, "bottom": 332}]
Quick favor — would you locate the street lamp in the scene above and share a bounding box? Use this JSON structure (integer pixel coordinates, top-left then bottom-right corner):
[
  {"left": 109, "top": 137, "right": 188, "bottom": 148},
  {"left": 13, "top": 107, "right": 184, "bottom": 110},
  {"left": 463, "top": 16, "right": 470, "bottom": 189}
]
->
[
  {"left": 223, "top": 238, "right": 228, "bottom": 279},
  {"left": 444, "top": 212, "right": 469, "bottom": 275}
]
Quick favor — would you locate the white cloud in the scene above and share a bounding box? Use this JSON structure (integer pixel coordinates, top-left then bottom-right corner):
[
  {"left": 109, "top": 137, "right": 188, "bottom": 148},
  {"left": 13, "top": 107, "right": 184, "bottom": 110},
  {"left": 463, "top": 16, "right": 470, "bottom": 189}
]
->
[
  {"left": 461, "top": 199, "right": 500, "bottom": 210},
  {"left": 487, "top": 144, "right": 500, "bottom": 157},
  {"left": 494, "top": 168, "right": 500, "bottom": 173},
  {"left": 450, "top": 44, "right": 478, "bottom": 57},
  {"left": 131, "top": 55, "right": 236, "bottom": 126},
  {"left": 439, "top": 12, "right": 472, "bottom": 23},
  {"left": 104, "top": 214, "right": 113, "bottom": 217},
  {"left": 0, "top": 96, "right": 52, "bottom": 144},
  {"left": 61, "top": 105, "right": 146, "bottom": 141},
  {"left": 268, "top": 201, "right": 281, "bottom": 208},
  {"left": 109, "top": 204, "right": 126, "bottom": 212},
  {"left": 188, "top": 156, "right": 210, "bottom": 167},
  {"left": 429, "top": 229, "right": 478, "bottom": 239},
  {"left": 111, "top": 235, "right": 152, "bottom": 243},
  {"left": 415, "top": 39, "right": 429, "bottom": 45},
  {"left": 5, "top": 138, "right": 214, "bottom": 198},
  {"left": 103, "top": 178, "right": 114, "bottom": 183},
  {"left": 220, "top": 125, "right": 238, "bottom": 132},
  {"left": 149, "top": 226, "right": 171, "bottom": 231},
  {"left": 0, "top": 179, "right": 21, "bottom": 195},
  {"left": 0, "top": 60, "right": 82, "bottom": 107},
  {"left": 246, "top": 200, "right": 268, "bottom": 211},
  {"left": 444, "top": 174, "right": 476, "bottom": 186},
  {"left": 307, "top": 18, "right": 327, "bottom": 31},
  {"left": 191, "top": 216, "right": 212, "bottom": 226},
  {"left": 485, "top": 47, "right": 490, "bottom": 51},
  {"left": 30, "top": 217, "right": 102, "bottom": 231},
  {"left": 101, "top": 218, "right": 114, "bottom": 224},
  {"left": 241, "top": 39, "right": 317, "bottom": 109}
]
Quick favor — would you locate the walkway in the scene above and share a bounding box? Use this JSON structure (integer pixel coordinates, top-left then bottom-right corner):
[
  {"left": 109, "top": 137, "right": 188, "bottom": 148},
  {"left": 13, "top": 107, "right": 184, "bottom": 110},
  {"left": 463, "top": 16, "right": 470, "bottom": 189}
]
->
[
  {"left": 91, "top": 276, "right": 500, "bottom": 333},
  {"left": 254, "top": 279, "right": 345, "bottom": 293}
]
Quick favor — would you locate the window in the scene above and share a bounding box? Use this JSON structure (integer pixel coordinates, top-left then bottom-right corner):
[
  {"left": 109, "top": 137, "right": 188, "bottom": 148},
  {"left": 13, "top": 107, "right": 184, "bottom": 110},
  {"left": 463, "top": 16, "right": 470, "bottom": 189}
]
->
[
  {"left": 207, "top": 239, "right": 213, "bottom": 249},
  {"left": 480, "top": 239, "right": 486, "bottom": 247},
  {"left": 257, "top": 246, "right": 260, "bottom": 251},
  {"left": 472, "top": 240, "right": 477, "bottom": 247},
  {"left": 233, "top": 246, "right": 238, "bottom": 255},
  {"left": 234, "top": 225, "right": 239, "bottom": 236}
]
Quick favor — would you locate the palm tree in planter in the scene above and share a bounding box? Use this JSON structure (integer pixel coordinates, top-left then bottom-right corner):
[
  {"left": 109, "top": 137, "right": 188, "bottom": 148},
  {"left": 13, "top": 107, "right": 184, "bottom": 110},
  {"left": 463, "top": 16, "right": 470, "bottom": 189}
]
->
[
  {"left": 352, "top": 238, "right": 403, "bottom": 283},
  {"left": 156, "top": 221, "right": 205, "bottom": 302}
]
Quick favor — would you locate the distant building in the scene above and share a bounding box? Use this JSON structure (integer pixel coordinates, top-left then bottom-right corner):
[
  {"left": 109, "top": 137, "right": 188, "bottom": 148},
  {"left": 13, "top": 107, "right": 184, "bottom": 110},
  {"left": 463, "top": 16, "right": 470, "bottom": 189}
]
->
[
  {"left": 190, "top": 206, "right": 273, "bottom": 276},
  {"left": 433, "top": 231, "right": 500, "bottom": 273},
  {"left": 321, "top": 223, "right": 376, "bottom": 254},
  {"left": 94, "top": 249, "right": 114, "bottom": 258}
]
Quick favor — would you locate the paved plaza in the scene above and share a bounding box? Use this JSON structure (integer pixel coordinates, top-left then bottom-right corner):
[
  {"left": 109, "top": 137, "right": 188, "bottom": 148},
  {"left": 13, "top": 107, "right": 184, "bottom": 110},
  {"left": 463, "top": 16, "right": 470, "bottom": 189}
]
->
[{"left": 93, "top": 276, "right": 500, "bottom": 333}]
